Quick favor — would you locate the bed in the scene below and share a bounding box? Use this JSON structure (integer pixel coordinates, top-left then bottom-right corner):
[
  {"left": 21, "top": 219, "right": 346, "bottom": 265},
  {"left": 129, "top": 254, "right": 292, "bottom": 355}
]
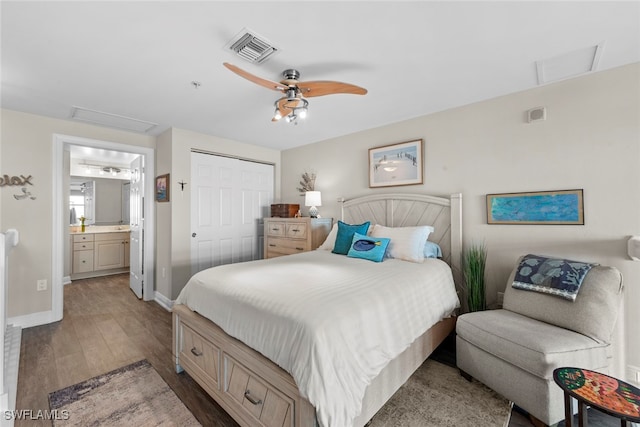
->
[{"left": 172, "top": 193, "right": 463, "bottom": 427}]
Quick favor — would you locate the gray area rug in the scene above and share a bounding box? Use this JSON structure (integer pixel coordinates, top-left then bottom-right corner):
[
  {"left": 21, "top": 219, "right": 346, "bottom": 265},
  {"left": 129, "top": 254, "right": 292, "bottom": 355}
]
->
[
  {"left": 369, "top": 359, "right": 511, "bottom": 427},
  {"left": 49, "top": 359, "right": 200, "bottom": 427}
]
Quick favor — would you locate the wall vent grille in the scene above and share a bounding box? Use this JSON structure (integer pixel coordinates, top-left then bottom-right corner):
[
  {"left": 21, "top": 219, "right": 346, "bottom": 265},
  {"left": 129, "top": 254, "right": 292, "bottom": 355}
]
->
[{"left": 226, "top": 28, "right": 279, "bottom": 64}]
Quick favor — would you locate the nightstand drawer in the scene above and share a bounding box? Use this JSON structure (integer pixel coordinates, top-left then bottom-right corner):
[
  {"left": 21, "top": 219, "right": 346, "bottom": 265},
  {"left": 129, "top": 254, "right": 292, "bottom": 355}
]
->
[
  {"left": 266, "top": 222, "right": 285, "bottom": 237},
  {"left": 285, "top": 222, "right": 307, "bottom": 239},
  {"left": 266, "top": 238, "right": 308, "bottom": 255},
  {"left": 263, "top": 217, "right": 332, "bottom": 259}
]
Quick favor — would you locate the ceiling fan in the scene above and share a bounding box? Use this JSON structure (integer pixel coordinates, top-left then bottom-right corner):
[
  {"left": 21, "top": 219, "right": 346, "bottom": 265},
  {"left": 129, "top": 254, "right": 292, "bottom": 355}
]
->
[{"left": 223, "top": 62, "right": 368, "bottom": 124}]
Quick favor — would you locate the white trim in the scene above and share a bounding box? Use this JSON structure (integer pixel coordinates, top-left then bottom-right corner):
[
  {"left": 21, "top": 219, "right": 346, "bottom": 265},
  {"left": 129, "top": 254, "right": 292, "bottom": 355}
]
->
[
  {"left": 62, "top": 276, "right": 71, "bottom": 285},
  {"left": 154, "top": 291, "right": 174, "bottom": 312},
  {"left": 7, "top": 310, "right": 57, "bottom": 329},
  {"left": 627, "top": 364, "right": 640, "bottom": 386},
  {"left": 52, "top": 134, "right": 156, "bottom": 324}
]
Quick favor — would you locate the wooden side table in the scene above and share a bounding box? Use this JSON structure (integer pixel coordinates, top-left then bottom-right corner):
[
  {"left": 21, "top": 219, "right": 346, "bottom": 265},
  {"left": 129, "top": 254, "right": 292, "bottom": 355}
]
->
[{"left": 553, "top": 367, "right": 640, "bottom": 427}]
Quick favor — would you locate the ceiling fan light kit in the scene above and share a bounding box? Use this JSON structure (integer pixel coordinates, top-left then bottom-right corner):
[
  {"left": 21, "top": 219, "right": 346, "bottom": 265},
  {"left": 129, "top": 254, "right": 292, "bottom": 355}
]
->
[{"left": 223, "top": 62, "right": 367, "bottom": 124}]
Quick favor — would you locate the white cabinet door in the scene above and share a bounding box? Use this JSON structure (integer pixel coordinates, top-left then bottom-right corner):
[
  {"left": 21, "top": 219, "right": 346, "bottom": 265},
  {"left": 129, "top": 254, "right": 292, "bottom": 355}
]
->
[
  {"left": 94, "top": 240, "right": 125, "bottom": 270},
  {"left": 190, "top": 152, "right": 273, "bottom": 275}
]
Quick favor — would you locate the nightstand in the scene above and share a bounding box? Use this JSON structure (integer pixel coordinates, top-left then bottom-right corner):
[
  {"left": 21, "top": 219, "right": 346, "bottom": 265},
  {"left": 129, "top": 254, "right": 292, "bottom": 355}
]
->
[{"left": 263, "top": 217, "right": 332, "bottom": 259}]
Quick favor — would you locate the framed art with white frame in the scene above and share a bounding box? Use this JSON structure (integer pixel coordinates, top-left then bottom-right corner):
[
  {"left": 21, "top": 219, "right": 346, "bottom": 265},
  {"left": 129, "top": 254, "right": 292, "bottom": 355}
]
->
[{"left": 369, "top": 139, "right": 423, "bottom": 188}]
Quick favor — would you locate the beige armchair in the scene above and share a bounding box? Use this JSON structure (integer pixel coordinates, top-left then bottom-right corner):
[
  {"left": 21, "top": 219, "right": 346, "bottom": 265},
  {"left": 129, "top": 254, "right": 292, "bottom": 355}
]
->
[{"left": 455, "top": 257, "right": 623, "bottom": 426}]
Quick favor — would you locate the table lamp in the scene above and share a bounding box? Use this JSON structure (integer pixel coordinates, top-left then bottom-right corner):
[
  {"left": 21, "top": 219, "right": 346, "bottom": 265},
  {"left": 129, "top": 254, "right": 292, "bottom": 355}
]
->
[{"left": 305, "top": 191, "right": 322, "bottom": 218}]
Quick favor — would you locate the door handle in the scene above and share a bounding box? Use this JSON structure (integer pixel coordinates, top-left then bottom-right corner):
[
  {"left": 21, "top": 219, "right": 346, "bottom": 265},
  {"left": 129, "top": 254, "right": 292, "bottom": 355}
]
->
[{"left": 192, "top": 233, "right": 197, "bottom": 237}]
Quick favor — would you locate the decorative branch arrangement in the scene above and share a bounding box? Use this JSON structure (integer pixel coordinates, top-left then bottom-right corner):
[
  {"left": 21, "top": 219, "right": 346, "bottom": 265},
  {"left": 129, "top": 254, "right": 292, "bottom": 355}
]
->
[{"left": 296, "top": 171, "right": 316, "bottom": 195}]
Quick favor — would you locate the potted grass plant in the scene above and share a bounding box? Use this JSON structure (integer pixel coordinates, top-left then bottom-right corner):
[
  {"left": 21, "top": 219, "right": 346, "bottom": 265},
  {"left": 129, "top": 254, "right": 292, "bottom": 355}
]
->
[{"left": 463, "top": 242, "right": 487, "bottom": 312}]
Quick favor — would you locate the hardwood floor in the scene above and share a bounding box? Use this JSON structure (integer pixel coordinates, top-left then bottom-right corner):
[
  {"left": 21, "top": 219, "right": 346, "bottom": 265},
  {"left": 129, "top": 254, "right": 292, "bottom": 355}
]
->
[
  {"left": 16, "top": 274, "right": 238, "bottom": 427},
  {"left": 20, "top": 274, "right": 621, "bottom": 427}
]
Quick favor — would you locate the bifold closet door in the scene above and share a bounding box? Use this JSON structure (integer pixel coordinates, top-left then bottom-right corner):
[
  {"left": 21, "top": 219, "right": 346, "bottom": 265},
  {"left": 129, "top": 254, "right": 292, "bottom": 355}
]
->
[{"left": 191, "top": 152, "right": 274, "bottom": 275}]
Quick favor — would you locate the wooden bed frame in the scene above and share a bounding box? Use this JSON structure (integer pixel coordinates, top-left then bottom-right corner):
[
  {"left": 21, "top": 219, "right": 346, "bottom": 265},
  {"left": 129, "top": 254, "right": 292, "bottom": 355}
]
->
[{"left": 173, "top": 193, "right": 462, "bottom": 427}]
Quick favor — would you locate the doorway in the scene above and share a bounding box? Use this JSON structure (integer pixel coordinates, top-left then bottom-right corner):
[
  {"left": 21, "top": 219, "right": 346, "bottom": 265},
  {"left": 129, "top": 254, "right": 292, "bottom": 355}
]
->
[{"left": 52, "top": 134, "right": 156, "bottom": 322}]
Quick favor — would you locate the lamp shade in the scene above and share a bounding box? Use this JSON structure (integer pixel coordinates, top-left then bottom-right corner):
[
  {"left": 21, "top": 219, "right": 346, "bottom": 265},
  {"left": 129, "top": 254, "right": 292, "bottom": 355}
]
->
[{"left": 305, "top": 191, "right": 322, "bottom": 207}]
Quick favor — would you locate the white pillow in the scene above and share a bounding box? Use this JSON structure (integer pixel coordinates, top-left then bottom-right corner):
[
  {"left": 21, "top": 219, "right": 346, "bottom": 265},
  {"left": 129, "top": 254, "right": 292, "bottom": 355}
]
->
[
  {"left": 317, "top": 223, "right": 338, "bottom": 251},
  {"left": 370, "top": 224, "right": 434, "bottom": 263}
]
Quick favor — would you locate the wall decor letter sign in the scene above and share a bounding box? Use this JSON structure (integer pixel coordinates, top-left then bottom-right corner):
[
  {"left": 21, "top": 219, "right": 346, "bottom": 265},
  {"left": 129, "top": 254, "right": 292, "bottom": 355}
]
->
[{"left": 0, "top": 174, "right": 34, "bottom": 186}]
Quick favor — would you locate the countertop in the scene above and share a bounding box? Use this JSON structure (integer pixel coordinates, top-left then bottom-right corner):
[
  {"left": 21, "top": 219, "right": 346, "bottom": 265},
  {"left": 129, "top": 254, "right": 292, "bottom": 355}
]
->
[{"left": 70, "top": 225, "right": 131, "bottom": 235}]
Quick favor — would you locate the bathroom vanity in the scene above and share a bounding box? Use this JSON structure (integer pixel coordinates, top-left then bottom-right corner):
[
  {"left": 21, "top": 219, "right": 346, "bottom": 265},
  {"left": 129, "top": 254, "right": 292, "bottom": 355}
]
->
[{"left": 70, "top": 226, "right": 130, "bottom": 280}]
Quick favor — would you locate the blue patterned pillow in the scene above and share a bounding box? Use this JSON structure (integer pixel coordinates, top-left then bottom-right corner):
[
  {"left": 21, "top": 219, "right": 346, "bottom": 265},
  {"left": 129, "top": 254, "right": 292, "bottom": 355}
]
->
[
  {"left": 347, "top": 232, "right": 390, "bottom": 262},
  {"left": 512, "top": 254, "right": 597, "bottom": 301},
  {"left": 332, "top": 221, "right": 370, "bottom": 255}
]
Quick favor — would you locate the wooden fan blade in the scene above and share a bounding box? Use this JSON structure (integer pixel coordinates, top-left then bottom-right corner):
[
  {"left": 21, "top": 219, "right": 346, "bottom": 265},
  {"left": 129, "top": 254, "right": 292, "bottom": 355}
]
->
[
  {"left": 223, "top": 63, "right": 287, "bottom": 92},
  {"left": 272, "top": 98, "right": 296, "bottom": 122},
  {"left": 297, "top": 81, "right": 367, "bottom": 97}
]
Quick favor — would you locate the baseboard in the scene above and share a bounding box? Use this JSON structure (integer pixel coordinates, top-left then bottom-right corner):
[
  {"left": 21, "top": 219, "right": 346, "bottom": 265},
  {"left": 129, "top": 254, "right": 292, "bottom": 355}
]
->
[
  {"left": 63, "top": 276, "right": 71, "bottom": 285},
  {"left": 154, "top": 291, "right": 174, "bottom": 312},
  {"left": 627, "top": 364, "right": 640, "bottom": 386},
  {"left": 7, "top": 310, "right": 60, "bottom": 329}
]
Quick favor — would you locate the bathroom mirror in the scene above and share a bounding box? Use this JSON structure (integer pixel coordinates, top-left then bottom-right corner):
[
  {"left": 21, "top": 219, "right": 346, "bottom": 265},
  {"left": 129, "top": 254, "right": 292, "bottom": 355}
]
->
[{"left": 70, "top": 177, "right": 130, "bottom": 225}]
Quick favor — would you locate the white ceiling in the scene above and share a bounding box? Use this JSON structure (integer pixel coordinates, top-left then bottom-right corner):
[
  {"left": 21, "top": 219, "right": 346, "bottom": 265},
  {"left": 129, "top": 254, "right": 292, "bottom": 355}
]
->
[{"left": 2, "top": 1, "right": 639, "bottom": 151}]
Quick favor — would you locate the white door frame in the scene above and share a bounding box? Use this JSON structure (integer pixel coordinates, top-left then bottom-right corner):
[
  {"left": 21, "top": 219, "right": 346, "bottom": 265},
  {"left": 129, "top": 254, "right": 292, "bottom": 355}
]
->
[{"left": 52, "top": 134, "right": 156, "bottom": 320}]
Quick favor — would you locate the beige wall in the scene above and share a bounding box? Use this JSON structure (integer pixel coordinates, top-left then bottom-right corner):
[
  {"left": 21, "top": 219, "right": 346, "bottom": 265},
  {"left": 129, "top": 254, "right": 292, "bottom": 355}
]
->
[
  {"left": 281, "top": 63, "right": 640, "bottom": 381},
  {"left": 155, "top": 129, "right": 173, "bottom": 301},
  {"left": 155, "top": 127, "right": 281, "bottom": 300},
  {"left": 0, "top": 109, "right": 154, "bottom": 317}
]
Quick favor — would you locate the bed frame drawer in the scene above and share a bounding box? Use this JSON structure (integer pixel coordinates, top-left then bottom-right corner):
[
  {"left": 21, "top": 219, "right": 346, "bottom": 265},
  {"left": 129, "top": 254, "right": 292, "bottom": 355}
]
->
[
  {"left": 178, "top": 323, "right": 220, "bottom": 391},
  {"left": 173, "top": 305, "right": 317, "bottom": 427},
  {"left": 225, "top": 354, "right": 293, "bottom": 427}
]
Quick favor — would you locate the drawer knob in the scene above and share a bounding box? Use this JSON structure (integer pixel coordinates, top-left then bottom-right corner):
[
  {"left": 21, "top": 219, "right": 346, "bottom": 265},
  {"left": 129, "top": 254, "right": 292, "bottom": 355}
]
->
[
  {"left": 190, "top": 347, "right": 203, "bottom": 357},
  {"left": 268, "top": 244, "right": 276, "bottom": 247},
  {"left": 244, "top": 390, "right": 262, "bottom": 405},
  {"left": 291, "top": 228, "right": 300, "bottom": 232}
]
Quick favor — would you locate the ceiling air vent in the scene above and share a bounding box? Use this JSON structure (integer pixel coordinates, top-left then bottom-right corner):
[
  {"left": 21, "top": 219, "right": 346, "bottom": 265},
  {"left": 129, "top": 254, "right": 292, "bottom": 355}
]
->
[{"left": 225, "top": 28, "right": 280, "bottom": 64}]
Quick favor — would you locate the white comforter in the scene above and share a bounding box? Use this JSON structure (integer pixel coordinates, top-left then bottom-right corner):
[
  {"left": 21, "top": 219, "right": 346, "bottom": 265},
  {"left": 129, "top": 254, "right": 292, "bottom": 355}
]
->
[{"left": 175, "top": 250, "right": 459, "bottom": 427}]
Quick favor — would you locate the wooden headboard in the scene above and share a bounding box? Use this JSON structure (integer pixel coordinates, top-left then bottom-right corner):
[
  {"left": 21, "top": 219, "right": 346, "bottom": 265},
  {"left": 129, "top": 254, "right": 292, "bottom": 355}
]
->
[{"left": 340, "top": 193, "right": 463, "bottom": 287}]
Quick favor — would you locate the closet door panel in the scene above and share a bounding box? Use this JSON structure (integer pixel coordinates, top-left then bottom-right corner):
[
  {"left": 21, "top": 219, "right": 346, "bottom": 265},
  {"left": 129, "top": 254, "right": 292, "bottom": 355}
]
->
[{"left": 191, "top": 152, "right": 273, "bottom": 275}]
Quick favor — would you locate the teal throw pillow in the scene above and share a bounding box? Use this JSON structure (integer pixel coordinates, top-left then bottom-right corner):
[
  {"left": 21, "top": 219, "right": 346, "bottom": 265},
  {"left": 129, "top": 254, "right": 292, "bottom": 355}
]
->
[
  {"left": 347, "top": 232, "right": 390, "bottom": 262},
  {"left": 332, "top": 221, "right": 370, "bottom": 255}
]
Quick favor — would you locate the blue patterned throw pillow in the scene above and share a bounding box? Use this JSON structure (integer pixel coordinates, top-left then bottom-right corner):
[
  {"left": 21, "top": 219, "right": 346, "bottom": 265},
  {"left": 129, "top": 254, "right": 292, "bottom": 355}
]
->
[
  {"left": 347, "top": 232, "right": 390, "bottom": 262},
  {"left": 512, "top": 254, "right": 597, "bottom": 301},
  {"left": 332, "top": 221, "right": 371, "bottom": 255}
]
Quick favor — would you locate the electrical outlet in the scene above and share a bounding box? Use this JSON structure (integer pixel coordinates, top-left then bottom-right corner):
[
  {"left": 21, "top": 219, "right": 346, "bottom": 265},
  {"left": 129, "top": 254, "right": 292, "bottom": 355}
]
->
[{"left": 36, "top": 279, "right": 47, "bottom": 291}]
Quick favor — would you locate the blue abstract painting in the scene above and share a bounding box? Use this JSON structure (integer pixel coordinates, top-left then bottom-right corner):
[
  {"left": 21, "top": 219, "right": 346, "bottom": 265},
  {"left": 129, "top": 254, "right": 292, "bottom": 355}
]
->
[{"left": 487, "top": 190, "right": 584, "bottom": 224}]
